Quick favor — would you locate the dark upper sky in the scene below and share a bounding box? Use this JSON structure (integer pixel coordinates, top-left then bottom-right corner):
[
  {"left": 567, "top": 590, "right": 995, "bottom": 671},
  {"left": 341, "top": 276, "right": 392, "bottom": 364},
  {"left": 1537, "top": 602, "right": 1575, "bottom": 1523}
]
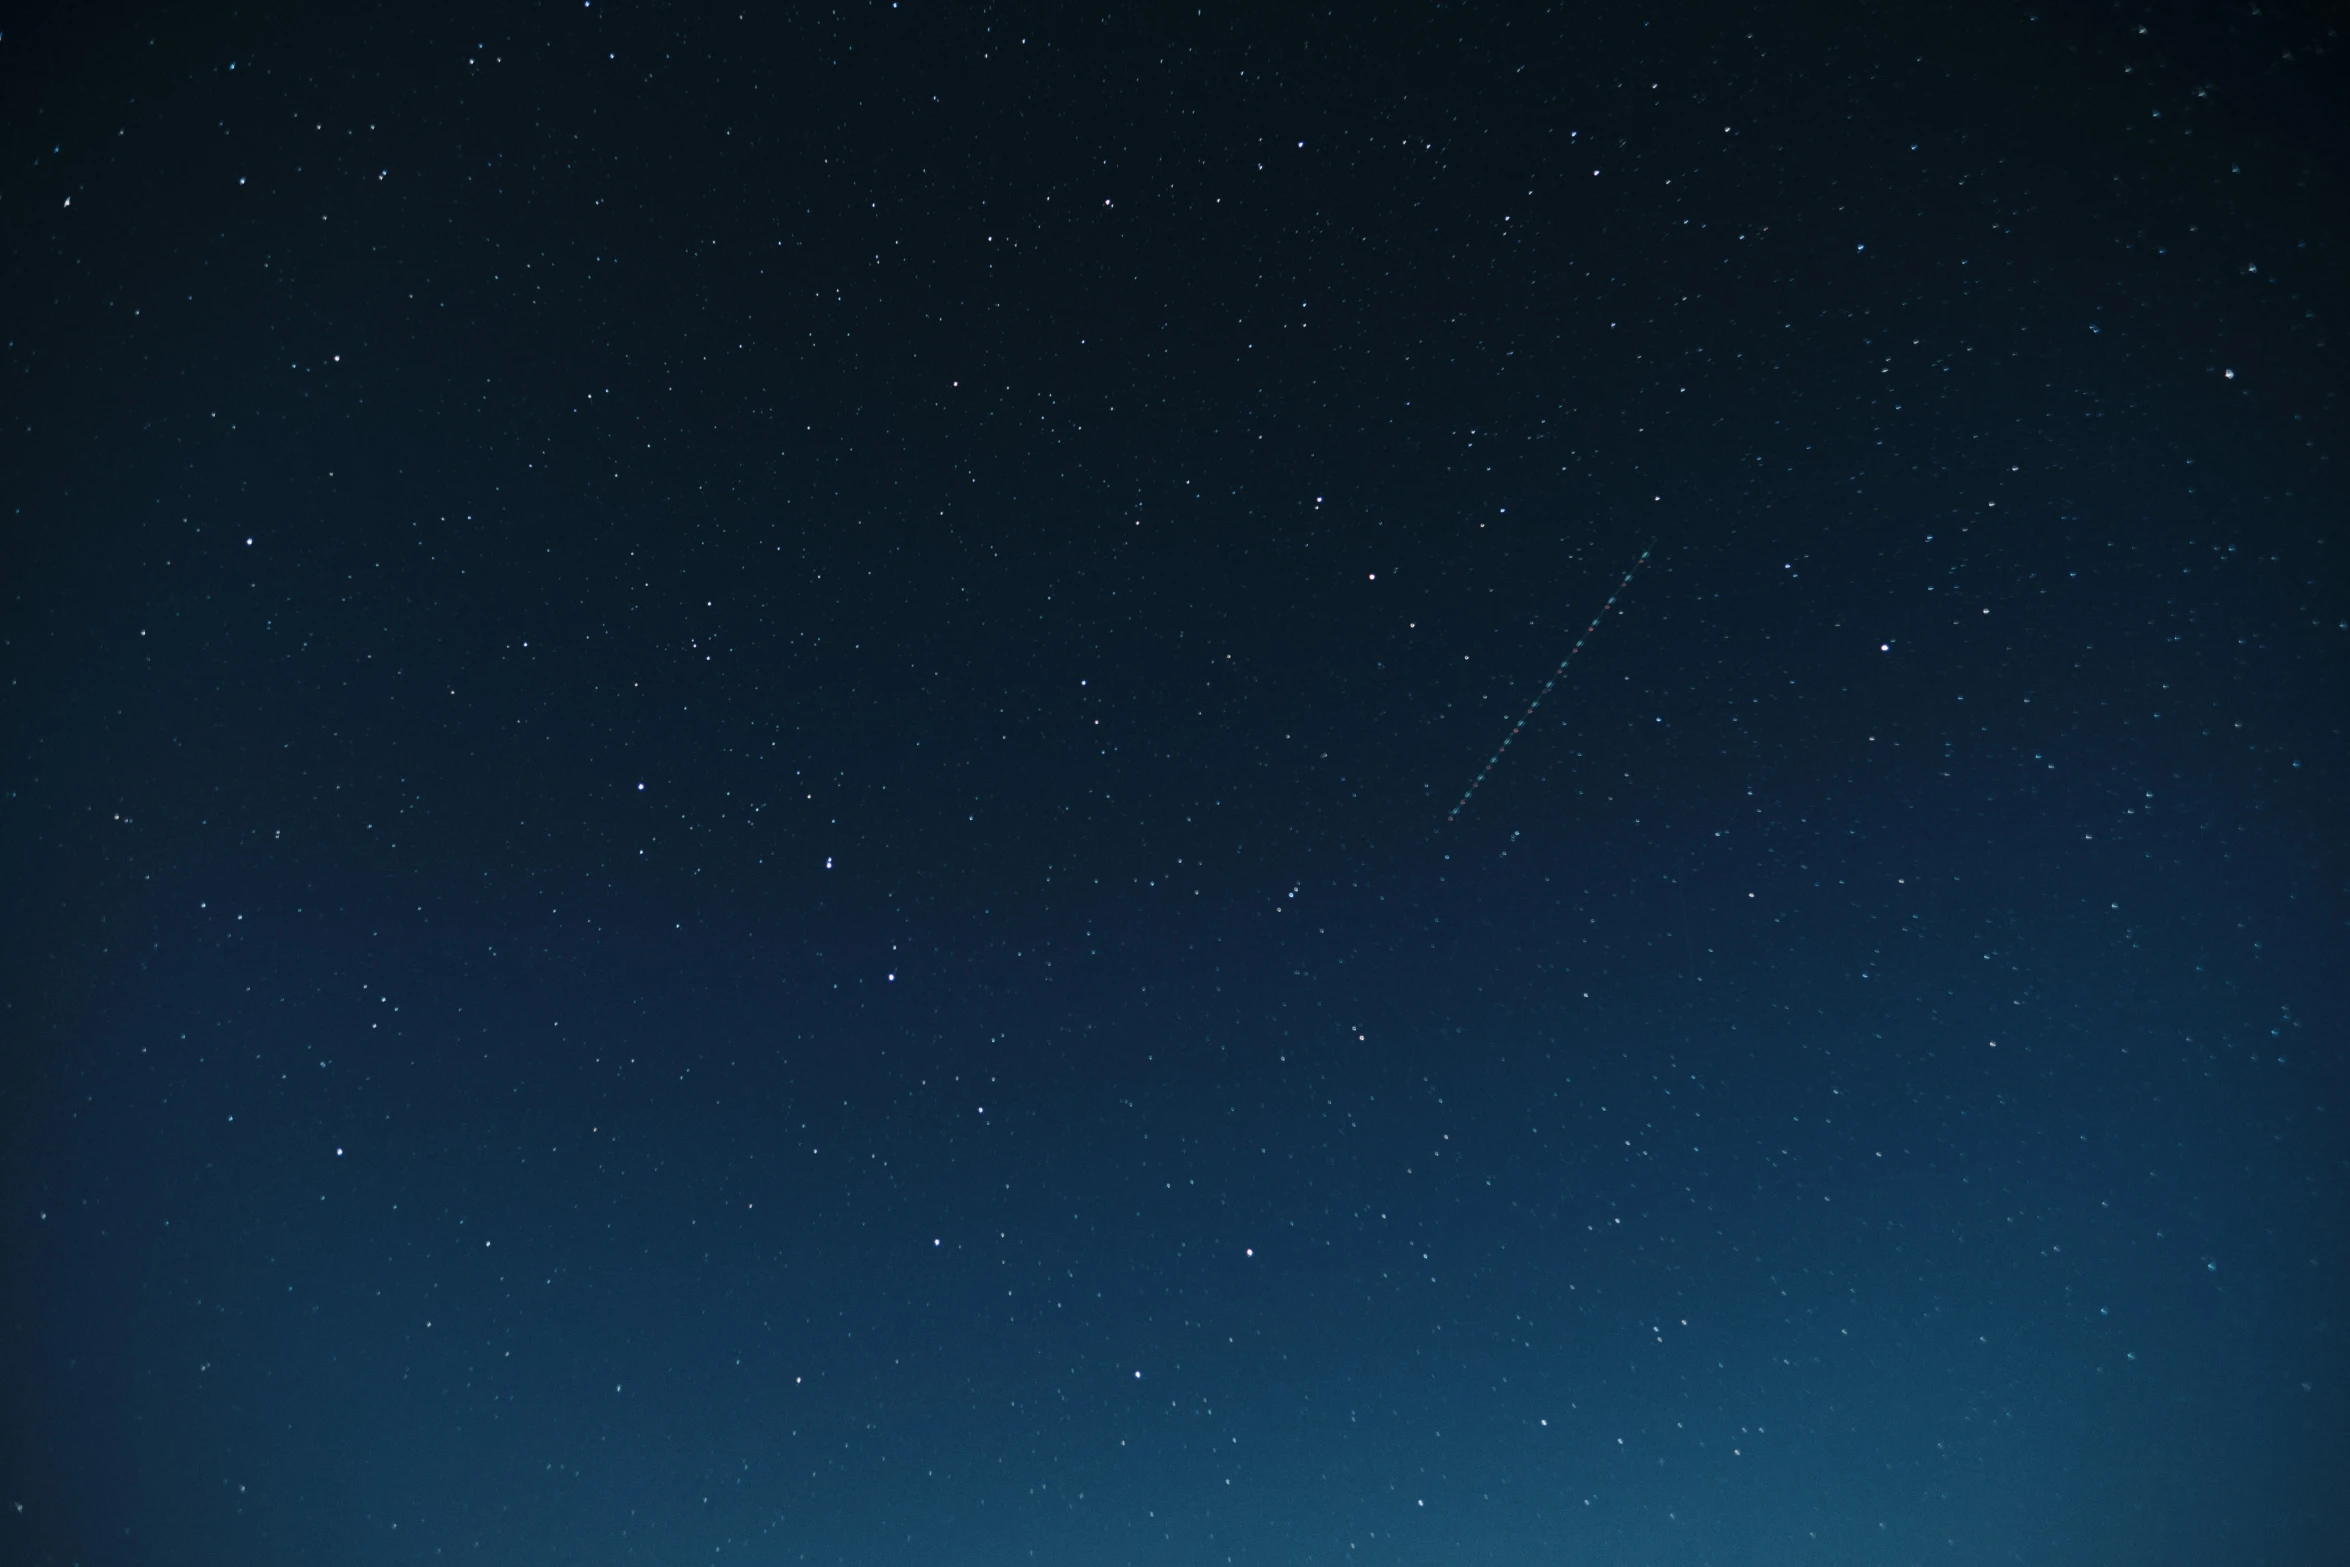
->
[{"left": 5, "top": 3, "right": 2344, "bottom": 1563}]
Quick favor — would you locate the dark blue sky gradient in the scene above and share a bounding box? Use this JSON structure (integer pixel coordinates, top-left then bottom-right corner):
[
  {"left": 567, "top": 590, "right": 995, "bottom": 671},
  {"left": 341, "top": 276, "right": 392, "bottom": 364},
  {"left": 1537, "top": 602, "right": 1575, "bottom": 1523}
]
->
[{"left": 5, "top": 2, "right": 2344, "bottom": 1563}]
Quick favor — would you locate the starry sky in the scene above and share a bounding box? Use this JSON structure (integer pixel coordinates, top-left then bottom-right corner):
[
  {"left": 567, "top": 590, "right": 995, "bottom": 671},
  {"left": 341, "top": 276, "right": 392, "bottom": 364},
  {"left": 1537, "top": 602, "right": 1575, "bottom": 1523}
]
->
[{"left": 4, "top": 3, "right": 2345, "bottom": 1563}]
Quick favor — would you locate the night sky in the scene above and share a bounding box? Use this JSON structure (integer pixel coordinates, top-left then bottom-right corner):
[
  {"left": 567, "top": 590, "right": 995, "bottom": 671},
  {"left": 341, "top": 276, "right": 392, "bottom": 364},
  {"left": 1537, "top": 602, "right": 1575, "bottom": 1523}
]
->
[{"left": 5, "top": 3, "right": 2345, "bottom": 1563}]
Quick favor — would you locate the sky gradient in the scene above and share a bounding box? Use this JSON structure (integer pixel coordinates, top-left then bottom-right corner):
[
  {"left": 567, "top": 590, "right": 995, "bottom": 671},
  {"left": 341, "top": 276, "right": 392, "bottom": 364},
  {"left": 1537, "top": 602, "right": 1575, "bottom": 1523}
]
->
[{"left": 5, "top": 3, "right": 2345, "bottom": 1563}]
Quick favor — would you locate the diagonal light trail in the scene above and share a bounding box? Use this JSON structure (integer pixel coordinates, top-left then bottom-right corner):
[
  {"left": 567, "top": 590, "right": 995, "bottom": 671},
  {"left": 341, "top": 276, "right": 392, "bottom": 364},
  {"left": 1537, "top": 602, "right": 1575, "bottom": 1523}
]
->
[{"left": 1447, "top": 544, "right": 1653, "bottom": 822}]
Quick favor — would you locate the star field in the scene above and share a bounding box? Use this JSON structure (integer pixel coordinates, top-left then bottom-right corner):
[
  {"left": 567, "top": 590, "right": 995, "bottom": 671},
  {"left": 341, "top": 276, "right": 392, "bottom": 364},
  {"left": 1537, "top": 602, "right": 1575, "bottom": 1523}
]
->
[{"left": 4, "top": 3, "right": 2344, "bottom": 1564}]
